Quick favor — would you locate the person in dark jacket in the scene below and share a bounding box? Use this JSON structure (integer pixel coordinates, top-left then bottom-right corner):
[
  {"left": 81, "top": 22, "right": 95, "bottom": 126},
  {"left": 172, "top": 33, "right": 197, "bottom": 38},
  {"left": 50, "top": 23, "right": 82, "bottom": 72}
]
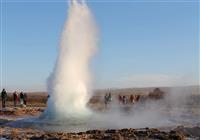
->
[
  {"left": 108, "top": 93, "right": 112, "bottom": 102},
  {"left": 23, "top": 93, "right": 27, "bottom": 106},
  {"left": 19, "top": 92, "right": 24, "bottom": 106},
  {"left": 104, "top": 93, "right": 109, "bottom": 109},
  {"left": 130, "top": 95, "right": 134, "bottom": 104},
  {"left": 13, "top": 91, "right": 18, "bottom": 107},
  {"left": 1, "top": 89, "right": 7, "bottom": 108},
  {"left": 122, "top": 96, "right": 127, "bottom": 105}
]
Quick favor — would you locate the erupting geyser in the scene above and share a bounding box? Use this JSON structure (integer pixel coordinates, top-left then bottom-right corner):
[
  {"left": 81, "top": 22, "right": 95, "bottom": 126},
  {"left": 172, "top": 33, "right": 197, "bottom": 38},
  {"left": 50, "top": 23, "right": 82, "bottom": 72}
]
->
[{"left": 45, "top": 0, "right": 98, "bottom": 120}]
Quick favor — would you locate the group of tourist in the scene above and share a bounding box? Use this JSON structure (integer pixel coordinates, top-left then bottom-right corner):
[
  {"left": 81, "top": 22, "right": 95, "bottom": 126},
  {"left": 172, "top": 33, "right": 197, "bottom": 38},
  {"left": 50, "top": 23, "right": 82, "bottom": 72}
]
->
[
  {"left": 118, "top": 94, "right": 140, "bottom": 105},
  {"left": 104, "top": 93, "right": 141, "bottom": 108},
  {"left": 1, "top": 89, "right": 28, "bottom": 109},
  {"left": 13, "top": 91, "right": 28, "bottom": 107}
]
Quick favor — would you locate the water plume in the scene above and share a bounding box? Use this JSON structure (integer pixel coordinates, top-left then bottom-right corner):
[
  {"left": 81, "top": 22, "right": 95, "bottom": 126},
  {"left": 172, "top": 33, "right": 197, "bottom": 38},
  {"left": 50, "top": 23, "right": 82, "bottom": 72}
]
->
[{"left": 44, "top": 0, "right": 98, "bottom": 120}]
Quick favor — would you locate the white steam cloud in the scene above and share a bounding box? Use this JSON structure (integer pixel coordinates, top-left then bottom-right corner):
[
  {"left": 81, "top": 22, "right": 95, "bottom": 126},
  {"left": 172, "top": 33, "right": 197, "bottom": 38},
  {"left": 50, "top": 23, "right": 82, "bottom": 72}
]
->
[
  {"left": 38, "top": 0, "right": 200, "bottom": 132},
  {"left": 45, "top": 0, "right": 97, "bottom": 119}
]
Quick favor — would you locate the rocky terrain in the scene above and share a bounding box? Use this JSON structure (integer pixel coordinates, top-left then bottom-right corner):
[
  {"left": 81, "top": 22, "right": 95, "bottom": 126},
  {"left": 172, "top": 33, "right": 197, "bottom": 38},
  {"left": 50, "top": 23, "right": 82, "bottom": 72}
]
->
[
  {"left": 0, "top": 125, "right": 200, "bottom": 140},
  {"left": 0, "top": 106, "right": 199, "bottom": 140},
  {"left": 0, "top": 86, "right": 199, "bottom": 140},
  {"left": 0, "top": 107, "right": 45, "bottom": 117}
]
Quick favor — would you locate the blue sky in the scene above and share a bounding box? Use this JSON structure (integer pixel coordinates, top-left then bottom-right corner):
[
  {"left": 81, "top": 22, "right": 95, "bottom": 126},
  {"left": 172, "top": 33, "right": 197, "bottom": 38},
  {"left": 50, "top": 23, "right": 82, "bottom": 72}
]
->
[{"left": 1, "top": 0, "right": 199, "bottom": 91}]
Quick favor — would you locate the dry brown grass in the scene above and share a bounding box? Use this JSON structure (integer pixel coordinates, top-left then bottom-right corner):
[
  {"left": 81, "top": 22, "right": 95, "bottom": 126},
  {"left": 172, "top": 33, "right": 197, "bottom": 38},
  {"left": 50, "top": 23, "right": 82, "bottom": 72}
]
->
[
  {"left": 0, "top": 92, "right": 48, "bottom": 108},
  {"left": 0, "top": 89, "right": 155, "bottom": 110},
  {"left": 1, "top": 86, "right": 199, "bottom": 109},
  {"left": 11, "top": 128, "right": 20, "bottom": 138}
]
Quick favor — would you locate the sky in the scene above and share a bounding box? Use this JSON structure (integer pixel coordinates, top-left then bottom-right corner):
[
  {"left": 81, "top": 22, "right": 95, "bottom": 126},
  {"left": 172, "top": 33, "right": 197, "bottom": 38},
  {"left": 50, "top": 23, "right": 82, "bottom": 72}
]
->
[{"left": 1, "top": 0, "right": 199, "bottom": 91}]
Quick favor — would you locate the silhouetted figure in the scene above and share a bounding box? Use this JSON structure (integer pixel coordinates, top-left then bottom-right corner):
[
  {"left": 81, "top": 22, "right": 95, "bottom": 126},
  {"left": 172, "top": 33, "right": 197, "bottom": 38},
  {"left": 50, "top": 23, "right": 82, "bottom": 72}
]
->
[
  {"left": 23, "top": 93, "right": 27, "bottom": 106},
  {"left": 104, "top": 93, "right": 109, "bottom": 109},
  {"left": 135, "top": 95, "right": 140, "bottom": 102},
  {"left": 108, "top": 93, "right": 112, "bottom": 102},
  {"left": 130, "top": 95, "right": 134, "bottom": 104},
  {"left": 122, "top": 96, "right": 127, "bottom": 105},
  {"left": 1, "top": 89, "right": 7, "bottom": 108},
  {"left": 13, "top": 91, "right": 18, "bottom": 107},
  {"left": 19, "top": 92, "right": 24, "bottom": 106},
  {"left": 118, "top": 94, "right": 122, "bottom": 104},
  {"left": 47, "top": 94, "right": 50, "bottom": 103}
]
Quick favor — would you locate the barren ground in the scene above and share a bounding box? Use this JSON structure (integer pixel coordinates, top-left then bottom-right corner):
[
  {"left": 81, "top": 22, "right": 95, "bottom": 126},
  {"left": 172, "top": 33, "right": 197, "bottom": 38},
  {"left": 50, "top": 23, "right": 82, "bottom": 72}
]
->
[{"left": 0, "top": 86, "right": 200, "bottom": 140}]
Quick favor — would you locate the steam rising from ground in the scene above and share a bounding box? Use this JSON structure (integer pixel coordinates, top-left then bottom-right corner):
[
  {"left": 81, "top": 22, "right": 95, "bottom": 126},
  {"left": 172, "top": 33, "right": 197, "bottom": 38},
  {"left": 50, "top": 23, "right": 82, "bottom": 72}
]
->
[
  {"left": 10, "top": 86, "right": 199, "bottom": 132},
  {"left": 40, "top": 87, "right": 200, "bottom": 132},
  {"left": 45, "top": 0, "right": 97, "bottom": 119},
  {"left": 38, "top": 0, "right": 200, "bottom": 132}
]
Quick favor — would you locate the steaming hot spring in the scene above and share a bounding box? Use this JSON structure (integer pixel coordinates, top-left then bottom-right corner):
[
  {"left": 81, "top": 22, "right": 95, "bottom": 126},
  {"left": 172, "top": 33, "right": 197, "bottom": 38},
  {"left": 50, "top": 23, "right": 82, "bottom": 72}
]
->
[{"left": 3, "top": 0, "right": 200, "bottom": 136}]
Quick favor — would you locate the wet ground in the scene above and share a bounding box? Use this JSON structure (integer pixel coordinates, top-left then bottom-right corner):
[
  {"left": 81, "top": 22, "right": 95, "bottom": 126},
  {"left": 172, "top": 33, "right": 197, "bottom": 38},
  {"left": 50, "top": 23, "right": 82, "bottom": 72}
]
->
[{"left": 0, "top": 107, "right": 200, "bottom": 140}]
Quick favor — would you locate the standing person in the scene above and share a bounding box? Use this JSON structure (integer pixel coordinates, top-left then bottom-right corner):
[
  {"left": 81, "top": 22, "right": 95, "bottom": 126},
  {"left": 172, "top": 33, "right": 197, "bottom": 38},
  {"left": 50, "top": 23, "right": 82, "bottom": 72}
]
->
[
  {"left": 46, "top": 94, "right": 50, "bottom": 103},
  {"left": 1, "top": 89, "right": 7, "bottom": 108},
  {"left": 16, "top": 92, "right": 19, "bottom": 104},
  {"left": 19, "top": 92, "right": 24, "bottom": 106},
  {"left": 108, "top": 93, "right": 112, "bottom": 103},
  {"left": 130, "top": 95, "right": 134, "bottom": 104},
  {"left": 23, "top": 93, "right": 27, "bottom": 106},
  {"left": 104, "top": 93, "right": 108, "bottom": 109},
  {"left": 122, "top": 96, "right": 127, "bottom": 105},
  {"left": 13, "top": 91, "right": 18, "bottom": 107},
  {"left": 118, "top": 94, "right": 122, "bottom": 104},
  {"left": 135, "top": 95, "right": 140, "bottom": 102}
]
